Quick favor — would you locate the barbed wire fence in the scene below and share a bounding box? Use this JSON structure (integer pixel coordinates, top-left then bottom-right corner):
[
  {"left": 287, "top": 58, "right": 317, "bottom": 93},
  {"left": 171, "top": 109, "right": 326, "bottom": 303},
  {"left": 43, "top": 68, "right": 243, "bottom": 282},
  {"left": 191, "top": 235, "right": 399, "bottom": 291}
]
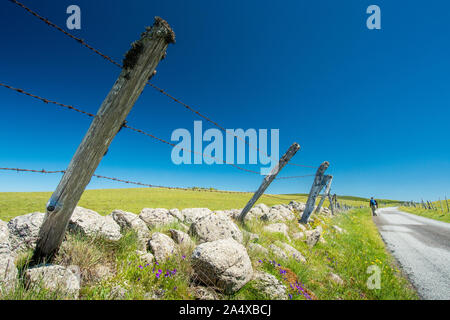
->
[
  {"left": 2, "top": 0, "right": 350, "bottom": 250},
  {"left": 0, "top": 81, "right": 314, "bottom": 179},
  {"left": 0, "top": 0, "right": 355, "bottom": 263},
  {"left": 6, "top": 0, "right": 317, "bottom": 170},
  {"left": 2, "top": 0, "right": 323, "bottom": 189}
]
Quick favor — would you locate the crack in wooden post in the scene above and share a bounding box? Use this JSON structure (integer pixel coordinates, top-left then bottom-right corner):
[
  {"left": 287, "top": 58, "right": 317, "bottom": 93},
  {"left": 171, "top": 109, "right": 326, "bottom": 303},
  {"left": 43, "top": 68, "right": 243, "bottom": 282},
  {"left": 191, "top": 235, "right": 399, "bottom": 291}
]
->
[
  {"left": 238, "top": 143, "right": 300, "bottom": 223},
  {"left": 299, "top": 161, "right": 329, "bottom": 224},
  {"left": 31, "top": 18, "right": 175, "bottom": 265}
]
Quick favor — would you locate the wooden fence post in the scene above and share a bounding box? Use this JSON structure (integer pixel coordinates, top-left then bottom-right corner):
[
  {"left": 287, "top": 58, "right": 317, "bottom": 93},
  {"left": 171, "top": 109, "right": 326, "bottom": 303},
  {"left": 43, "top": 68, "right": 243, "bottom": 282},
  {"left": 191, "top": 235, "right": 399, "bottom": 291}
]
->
[
  {"left": 446, "top": 197, "right": 449, "bottom": 213},
  {"left": 299, "top": 161, "right": 329, "bottom": 224},
  {"left": 314, "top": 175, "right": 332, "bottom": 214},
  {"left": 31, "top": 18, "right": 175, "bottom": 264},
  {"left": 238, "top": 143, "right": 300, "bottom": 222},
  {"left": 327, "top": 193, "right": 335, "bottom": 215},
  {"left": 332, "top": 194, "right": 337, "bottom": 211},
  {"left": 439, "top": 198, "right": 444, "bottom": 213}
]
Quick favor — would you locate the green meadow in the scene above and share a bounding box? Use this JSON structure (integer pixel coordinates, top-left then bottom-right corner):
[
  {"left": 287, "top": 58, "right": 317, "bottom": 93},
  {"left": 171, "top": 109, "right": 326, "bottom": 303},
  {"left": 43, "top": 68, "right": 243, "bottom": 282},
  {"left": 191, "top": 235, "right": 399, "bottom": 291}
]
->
[
  {"left": 2, "top": 208, "right": 418, "bottom": 300},
  {"left": 0, "top": 188, "right": 419, "bottom": 300}
]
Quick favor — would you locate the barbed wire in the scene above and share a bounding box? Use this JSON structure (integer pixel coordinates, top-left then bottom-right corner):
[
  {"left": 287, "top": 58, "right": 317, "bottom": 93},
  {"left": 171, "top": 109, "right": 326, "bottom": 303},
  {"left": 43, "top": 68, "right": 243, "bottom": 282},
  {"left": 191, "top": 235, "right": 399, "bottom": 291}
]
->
[
  {"left": 0, "top": 83, "right": 96, "bottom": 117},
  {"left": 147, "top": 83, "right": 319, "bottom": 169},
  {"left": 0, "top": 167, "right": 307, "bottom": 204},
  {"left": 8, "top": 0, "right": 318, "bottom": 170},
  {"left": 0, "top": 167, "right": 256, "bottom": 195},
  {"left": 0, "top": 168, "right": 65, "bottom": 174},
  {"left": 8, "top": 0, "right": 122, "bottom": 68},
  {"left": 0, "top": 81, "right": 262, "bottom": 175},
  {"left": 122, "top": 124, "right": 262, "bottom": 175}
]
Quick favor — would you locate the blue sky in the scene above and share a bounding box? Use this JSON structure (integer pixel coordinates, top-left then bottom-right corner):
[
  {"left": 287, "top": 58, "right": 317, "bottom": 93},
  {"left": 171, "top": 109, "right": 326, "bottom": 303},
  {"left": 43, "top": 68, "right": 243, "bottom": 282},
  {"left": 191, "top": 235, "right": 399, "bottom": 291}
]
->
[{"left": 0, "top": 0, "right": 449, "bottom": 201}]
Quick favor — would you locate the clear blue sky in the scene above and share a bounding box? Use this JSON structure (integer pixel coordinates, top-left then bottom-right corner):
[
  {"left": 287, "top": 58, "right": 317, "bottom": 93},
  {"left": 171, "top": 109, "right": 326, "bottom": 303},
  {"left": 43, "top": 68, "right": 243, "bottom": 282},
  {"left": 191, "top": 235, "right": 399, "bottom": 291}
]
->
[{"left": 0, "top": 0, "right": 449, "bottom": 201}]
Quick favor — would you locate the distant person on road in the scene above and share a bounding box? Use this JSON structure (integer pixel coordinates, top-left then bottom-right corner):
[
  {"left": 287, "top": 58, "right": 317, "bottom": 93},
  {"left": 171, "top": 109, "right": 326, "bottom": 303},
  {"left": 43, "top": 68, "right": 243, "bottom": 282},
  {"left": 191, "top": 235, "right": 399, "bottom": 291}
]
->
[{"left": 370, "top": 197, "right": 378, "bottom": 216}]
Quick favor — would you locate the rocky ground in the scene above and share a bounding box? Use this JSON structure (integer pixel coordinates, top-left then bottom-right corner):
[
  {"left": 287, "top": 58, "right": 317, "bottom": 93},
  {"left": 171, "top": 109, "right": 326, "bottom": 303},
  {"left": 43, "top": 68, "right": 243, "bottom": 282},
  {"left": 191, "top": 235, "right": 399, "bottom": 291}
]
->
[{"left": 0, "top": 201, "right": 351, "bottom": 300}]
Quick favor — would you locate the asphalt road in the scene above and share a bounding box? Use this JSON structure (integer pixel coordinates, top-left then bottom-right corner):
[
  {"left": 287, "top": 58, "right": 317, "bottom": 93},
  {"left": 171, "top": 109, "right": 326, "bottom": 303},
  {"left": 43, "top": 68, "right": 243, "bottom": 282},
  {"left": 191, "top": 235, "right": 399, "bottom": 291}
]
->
[{"left": 373, "top": 207, "right": 450, "bottom": 300}]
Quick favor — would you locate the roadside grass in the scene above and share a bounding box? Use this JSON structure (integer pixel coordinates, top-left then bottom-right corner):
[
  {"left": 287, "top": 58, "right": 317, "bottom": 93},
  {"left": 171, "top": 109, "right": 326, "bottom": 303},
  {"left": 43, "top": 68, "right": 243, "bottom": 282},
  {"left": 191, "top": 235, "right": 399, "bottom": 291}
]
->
[
  {"left": 309, "top": 209, "right": 418, "bottom": 299},
  {"left": 236, "top": 208, "right": 418, "bottom": 300},
  {"left": 399, "top": 205, "right": 450, "bottom": 224},
  {"left": 0, "top": 186, "right": 417, "bottom": 300}
]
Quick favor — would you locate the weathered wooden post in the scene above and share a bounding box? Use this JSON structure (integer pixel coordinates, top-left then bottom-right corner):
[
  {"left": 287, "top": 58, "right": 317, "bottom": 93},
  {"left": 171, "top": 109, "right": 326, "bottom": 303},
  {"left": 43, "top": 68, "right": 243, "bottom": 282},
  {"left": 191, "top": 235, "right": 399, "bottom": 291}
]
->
[
  {"left": 327, "top": 193, "right": 335, "bottom": 215},
  {"left": 32, "top": 18, "right": 175, "bottom": 264},
  {"left": 314, "top": 175, "right": 333, "bottom": 214},
  {"left": 332, "top": 194, "right": 337, "bottom": 211},
  {"left": 300, "top": 161, "right": 329, "bottom": 224},
  {"left": 238, "top": 143, "right": 300, "bottom": 222}
]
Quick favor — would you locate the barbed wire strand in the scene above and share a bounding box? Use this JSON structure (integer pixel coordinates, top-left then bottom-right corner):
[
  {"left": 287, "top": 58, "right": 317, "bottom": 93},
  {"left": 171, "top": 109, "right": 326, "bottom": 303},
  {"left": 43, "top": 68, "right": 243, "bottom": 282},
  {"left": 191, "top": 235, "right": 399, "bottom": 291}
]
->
[
  {"left": 8, "top": 0, "right": 122, "bottom": 68},
  {"left": 0, "top": 167, "right": 254, "bottom": 195},
  {"left": 0, "top": 81, "right": 262, "bottom": 175},
  {"left": 0, "top": 83, "right": 95, "bottom": 117},
  {"left": 0, "top": 81, "right": 313, "bottom": 180},
  {"left": 8, "top": 0, "right": 317, "bottom": 170}
]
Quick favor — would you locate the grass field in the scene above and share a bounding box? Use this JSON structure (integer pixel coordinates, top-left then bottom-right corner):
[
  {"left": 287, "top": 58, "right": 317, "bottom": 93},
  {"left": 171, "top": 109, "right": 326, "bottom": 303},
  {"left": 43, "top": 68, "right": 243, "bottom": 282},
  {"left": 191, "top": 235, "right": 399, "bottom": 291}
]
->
[
  {"left": 0, "top": 187, "right": 399, "bottom": 222},
  {"left": 399, "top": 200, "right": 450, "bottom": 223},
  {"left": 1, "top": 207, "right": 418, "bottom": 300},
  {"left": 0, "top": 188, "right": 418, "bottom": 300},
  {"left": 236, "top": 208, "right": 418, "bottom": 300}
]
